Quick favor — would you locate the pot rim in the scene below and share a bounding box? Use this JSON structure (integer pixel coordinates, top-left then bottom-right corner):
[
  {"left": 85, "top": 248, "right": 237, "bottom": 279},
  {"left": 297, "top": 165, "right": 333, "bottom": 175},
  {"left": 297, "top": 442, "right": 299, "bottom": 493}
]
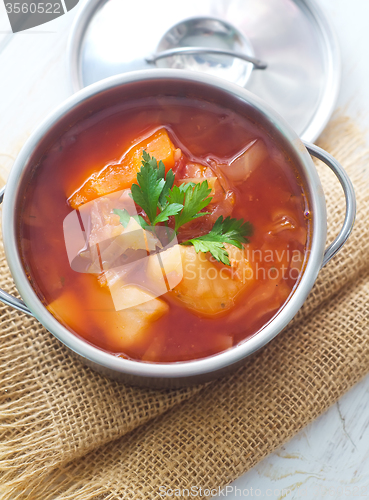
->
[{"left": 2, "top": 69, "right": 327, "bottom": 380}]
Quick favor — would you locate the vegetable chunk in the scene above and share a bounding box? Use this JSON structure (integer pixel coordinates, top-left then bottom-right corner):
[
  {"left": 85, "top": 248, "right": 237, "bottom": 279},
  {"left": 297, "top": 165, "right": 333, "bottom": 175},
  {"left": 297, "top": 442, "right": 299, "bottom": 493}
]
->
[
  {"left": 48, "top": 287, "right": 169, "bottom": 351},
  {"left": 103, "top": 291, "right": 169, "bottom": 349},
  {"left": 68, "top": 129, "right": 177, "bottom": 209},
  {"left": 170, "top": 245, "right": 254, "bottom": 315},
  {"left": 219, "top": 139, "right": 268, "bottom": 184}
]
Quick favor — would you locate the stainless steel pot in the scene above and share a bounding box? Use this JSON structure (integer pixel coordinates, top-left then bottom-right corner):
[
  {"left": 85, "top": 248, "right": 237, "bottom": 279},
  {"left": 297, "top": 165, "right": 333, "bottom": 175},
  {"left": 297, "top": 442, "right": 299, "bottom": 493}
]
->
[{"left": 0, "top": 70, "right": 356, "bottom": 387}]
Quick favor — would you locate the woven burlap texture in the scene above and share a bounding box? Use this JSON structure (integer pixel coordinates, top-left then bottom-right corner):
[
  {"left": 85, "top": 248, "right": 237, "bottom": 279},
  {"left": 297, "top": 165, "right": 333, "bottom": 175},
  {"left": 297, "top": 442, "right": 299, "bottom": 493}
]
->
[{"left": 1, "top": 116, "right": 369, "bottom": 499}]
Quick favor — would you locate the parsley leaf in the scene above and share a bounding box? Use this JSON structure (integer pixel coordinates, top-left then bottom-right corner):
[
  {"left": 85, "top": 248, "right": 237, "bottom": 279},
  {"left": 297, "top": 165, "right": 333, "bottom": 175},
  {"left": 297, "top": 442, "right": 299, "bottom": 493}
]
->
[
  {"left": 131, "top": 151, "right": 180, "bottom": 225},
  {"left": 158, "top": 169, "right": 175, "bottom": 209},
  {"left": 113, "top": 208, "right": 130, "bottom": 228},
  {"left": 181, "top": 216, "right": 253, "bottom": 265},
  {"left": 166, "top": 181, "right": 212, "bottom": 232},
  {"left": 153, "top": 203, "right": 184, "bottom": 225},
  {"left": 178, "top": 182, "right": 196, "bottom": 193},
  {"left": 142, "top": 150, "right": 160, "bottom": 172},
  {"left": 164, "top": 184, "right": 185, "bottom": 206},
  {"left": 186, "top": 239, "right": 231, "bottom": 265},
  {"left": 141, "top": 150, "right": 175, "bottom": 209},
  {"left": 131, "top": 165, "right": 164, "bottom": 224}
]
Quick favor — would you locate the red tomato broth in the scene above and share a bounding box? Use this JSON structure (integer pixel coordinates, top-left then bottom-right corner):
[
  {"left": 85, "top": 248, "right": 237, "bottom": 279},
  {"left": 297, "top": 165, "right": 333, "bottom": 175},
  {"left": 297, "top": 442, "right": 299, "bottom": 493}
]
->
[{"left": 18, "top": 96, "right": 311, "bottom": 363}]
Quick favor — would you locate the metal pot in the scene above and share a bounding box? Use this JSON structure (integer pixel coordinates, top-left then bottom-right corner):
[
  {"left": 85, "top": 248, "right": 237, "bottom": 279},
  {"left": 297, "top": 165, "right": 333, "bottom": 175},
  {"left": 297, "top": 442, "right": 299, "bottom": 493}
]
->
[{"left": 0, "top": 70, "right": 356, "bottom": 387}]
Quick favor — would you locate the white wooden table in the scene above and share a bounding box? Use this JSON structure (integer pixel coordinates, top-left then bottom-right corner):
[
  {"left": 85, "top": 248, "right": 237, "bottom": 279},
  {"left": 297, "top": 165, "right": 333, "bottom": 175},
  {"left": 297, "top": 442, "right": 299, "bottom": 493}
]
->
[{"left": 1, "top": 1, "right": 369, "bottom": 498}]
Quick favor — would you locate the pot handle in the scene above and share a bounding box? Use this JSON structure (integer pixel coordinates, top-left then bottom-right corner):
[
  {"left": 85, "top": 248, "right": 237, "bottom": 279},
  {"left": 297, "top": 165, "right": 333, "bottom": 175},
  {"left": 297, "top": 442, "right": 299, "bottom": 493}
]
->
[
  {"left": 146, "top": 47, "right": 268, "bottom": 70},
  {"left": 0, "top": 186, "right": 34, "bottom": 316},
  {"left": 304, "top": 142, "right": 356, "bottom": 268}
]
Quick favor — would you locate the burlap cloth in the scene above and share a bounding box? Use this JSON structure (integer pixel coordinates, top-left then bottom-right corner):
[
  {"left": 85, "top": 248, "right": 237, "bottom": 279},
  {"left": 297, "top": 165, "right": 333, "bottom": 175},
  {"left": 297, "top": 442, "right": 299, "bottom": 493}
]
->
[{"left": 1, "top": 115, "right": 369, "bottom": 499}]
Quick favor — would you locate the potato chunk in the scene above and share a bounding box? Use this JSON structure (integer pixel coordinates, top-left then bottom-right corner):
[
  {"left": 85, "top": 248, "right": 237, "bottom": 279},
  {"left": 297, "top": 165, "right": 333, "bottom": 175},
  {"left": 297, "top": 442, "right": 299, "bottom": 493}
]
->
[
  {"left": 146, "top": 244, "right": 184, "bottom": 291},
  {"left": 47, "top": 290, "right": 84, "bottom": 331},
  {"left": 48, "top": 287, "right": 169, "bottom": 351},
  {"left": 102, "top": 286, "right": 169, "bottom": 349},
  {"left": 170, "top": 245, "right": 254, "bottom": 315},
  {"left": 68, "top": 129, "right": 176, "bottom": 209}
]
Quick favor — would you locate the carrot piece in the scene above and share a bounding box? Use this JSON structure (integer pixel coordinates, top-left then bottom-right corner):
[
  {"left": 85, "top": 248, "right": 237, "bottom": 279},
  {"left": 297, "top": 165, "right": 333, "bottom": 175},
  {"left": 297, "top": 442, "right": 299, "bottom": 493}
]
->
[{"left": 68, "top": 129, "right": 176, "bottom": 209}]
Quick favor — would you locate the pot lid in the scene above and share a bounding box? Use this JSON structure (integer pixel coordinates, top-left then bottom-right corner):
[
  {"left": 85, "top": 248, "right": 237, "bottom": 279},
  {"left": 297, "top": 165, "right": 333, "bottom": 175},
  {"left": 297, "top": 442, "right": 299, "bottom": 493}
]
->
[{"left": 68, "top": 0, "right": 340, "bottom": 143}]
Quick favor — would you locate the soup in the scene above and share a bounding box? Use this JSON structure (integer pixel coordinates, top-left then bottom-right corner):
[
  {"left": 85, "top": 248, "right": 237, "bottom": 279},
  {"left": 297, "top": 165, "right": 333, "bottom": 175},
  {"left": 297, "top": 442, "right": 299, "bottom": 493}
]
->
[{"left": 18, "top": 95, "right": 310, "bottom": 363}]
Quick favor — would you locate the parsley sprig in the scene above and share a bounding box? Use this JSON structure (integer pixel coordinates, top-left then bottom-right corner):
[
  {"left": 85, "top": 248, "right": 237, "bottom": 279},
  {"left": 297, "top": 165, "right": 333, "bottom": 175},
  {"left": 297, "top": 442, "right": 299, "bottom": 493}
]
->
[
  {"left": 130, "top": 151, "right": 182, "bottom": 226},
  {"left": 122, "top": 151, "right": 253, "bottom": 266},
  {"left": 182, "top": 215, "right": 252, "bottom": 266},
  {"left": 166, "top": 182, "right": 212, "bottom": 231}
]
